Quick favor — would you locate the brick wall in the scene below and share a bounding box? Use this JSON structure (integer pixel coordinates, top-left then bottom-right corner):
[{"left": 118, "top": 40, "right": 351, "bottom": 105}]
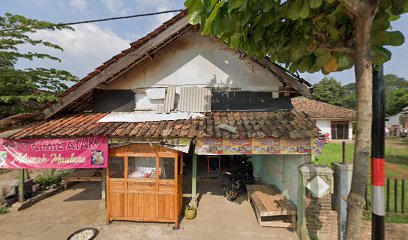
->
[{"left": 305, "top": 192, "right": 338, "bottom": 240}]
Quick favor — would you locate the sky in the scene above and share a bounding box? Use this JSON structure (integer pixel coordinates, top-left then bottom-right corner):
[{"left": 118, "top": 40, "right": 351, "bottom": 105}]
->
[{"left": 1, "top": 0, "right": 408, "bottom": 85}]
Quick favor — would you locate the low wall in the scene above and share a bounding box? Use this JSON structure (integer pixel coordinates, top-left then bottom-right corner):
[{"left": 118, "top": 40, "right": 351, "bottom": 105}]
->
[{"left": 251, "top": 154, "right": 311, "bottom": 206}]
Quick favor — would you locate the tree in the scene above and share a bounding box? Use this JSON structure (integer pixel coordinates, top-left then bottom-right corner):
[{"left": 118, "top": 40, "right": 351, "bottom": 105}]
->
[
  {"left": 333, "top": 74, "right": 408, "bottom": 114},
  {"left": 184, "top": 0, "right": 408, "bottom": 238},
  {"left": 0, "top": 13, "right": 78, "bottom": 118},
  {"left": 387, "top": 88, "right": 408, "bottom": 115},
  {"left": 313, "top": 74, "right": 408, "bottom": 112},
  {"left": 312, "top": 77, "right": 348, "bottom": 106}
]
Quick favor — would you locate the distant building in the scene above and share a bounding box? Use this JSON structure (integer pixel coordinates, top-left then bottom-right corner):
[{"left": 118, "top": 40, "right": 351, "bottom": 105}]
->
[
  {"left": 292, "top": 98, "right": 356, "bottom": 140},
  {"left": 387, "top": 107, "right": 408, "bottom": 137}
]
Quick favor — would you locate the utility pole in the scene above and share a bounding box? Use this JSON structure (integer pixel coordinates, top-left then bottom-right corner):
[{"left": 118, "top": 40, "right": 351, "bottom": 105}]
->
[{"left": 371, "top": 65, "right": 385, "bottom": 240}]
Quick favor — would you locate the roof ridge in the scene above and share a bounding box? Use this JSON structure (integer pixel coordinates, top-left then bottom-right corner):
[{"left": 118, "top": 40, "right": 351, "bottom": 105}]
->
[{"left": 58, "top": 9, "right": 188, "bottom": 99}]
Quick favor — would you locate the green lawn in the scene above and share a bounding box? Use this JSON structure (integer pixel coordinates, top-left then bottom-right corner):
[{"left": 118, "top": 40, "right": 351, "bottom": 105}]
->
[
  {"left": 316, "top": 138, "right": 408, "bottom": 177},
  {"left": 315, "top": 138, "right": 408, "bottom": 223}
]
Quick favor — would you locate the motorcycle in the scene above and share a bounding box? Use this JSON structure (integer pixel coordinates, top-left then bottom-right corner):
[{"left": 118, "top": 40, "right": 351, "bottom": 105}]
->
[{"left": 221, "top": 155, "right": 255, "bottom": 201}]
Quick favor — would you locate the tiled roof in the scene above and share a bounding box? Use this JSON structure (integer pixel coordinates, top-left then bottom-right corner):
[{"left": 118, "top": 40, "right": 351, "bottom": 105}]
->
[
  {"left": 291, "top": 98, "right": 356, "bottom": 120},
  {"left": 9, "top": 111, "right": 319, "bottom": 139}
]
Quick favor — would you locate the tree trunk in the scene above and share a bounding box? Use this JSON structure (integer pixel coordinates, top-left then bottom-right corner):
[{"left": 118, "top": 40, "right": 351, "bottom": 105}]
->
[{"left": 345, "top": 15, "right": 375, "bottom": 240}]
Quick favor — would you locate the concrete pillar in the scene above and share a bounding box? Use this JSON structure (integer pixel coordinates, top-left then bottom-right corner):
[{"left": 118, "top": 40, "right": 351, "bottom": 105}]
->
[
  {"left": 18, "top": 169, "right": 24, "bottom": 203},
  {"left": 102, "top": 168, "right": 107, "bottom": 207},
  {"left": 192, "top": 154, "right": 197, "bottom": 207},
  {"left": 332, "top": 163, "right": 353, "bottom": 240},
  {"left": 298, "top": 164, "right": 337, "bottom": 240}
]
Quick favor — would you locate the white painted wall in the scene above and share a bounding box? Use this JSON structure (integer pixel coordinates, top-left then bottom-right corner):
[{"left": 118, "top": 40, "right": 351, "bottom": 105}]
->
[
  {"left": 315, "top": 119, "right": 353, "bottom": 140},
  {"left": 348, "top": 121, "right": 353, "bottom": 140},
  {"left": 316, "top": 119, "right": 331, "bottom": 139},
  {"left": 108, "top": 30, "right": 283, "bottom": 110},
  {"left": 251, "top": 154, "right": 311, "bottom": 206}
]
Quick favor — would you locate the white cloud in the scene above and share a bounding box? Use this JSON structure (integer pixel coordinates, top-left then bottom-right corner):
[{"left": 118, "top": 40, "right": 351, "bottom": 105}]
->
[
  {"left": 69, "top": 0, "right": 88, "bottom": 11},
  {"left": 20, "top": 23, "right": 130, "bottom": 79},
  {"left": 101, "top": 0, "right": 128, "bottom": 15}
]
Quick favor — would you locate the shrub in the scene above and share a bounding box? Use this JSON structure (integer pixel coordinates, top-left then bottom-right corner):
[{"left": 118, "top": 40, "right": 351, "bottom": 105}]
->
[
  {"left": 0, "top": 205, "right": 9, "bottom": 214},
  {"left": 34, "top": 170, "right": 69, "bottom": 189}
]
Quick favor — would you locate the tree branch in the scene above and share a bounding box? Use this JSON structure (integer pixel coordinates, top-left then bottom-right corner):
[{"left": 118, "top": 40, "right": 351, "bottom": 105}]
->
[
  {"left": 320, "top": 44, "right": 355, "bottom": 56},
  {"left": 338, "top": 0, "right": 379, "bottom": 17}
]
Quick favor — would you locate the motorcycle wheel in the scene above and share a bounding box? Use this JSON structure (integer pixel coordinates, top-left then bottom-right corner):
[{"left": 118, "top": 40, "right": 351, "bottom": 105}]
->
[{"left": 226, "top": 184, "right": 238, "bottom": 201}]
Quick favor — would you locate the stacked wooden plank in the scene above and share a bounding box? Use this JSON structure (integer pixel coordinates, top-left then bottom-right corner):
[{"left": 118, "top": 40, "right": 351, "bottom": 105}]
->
[
  {"left": 64, "top": 169, "right": 102, "bottom": 189},
  {"left": 247, "top": 184, "right": 296, "bottom": 229}
]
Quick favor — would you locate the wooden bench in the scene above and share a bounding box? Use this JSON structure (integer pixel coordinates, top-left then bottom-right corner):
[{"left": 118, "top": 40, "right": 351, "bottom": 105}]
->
[
  {"left": 64, "top": 169, "right": 102, "bottom": 189},
  {"left": 247, "top": 184, "right": 296, "bottom": 229}
]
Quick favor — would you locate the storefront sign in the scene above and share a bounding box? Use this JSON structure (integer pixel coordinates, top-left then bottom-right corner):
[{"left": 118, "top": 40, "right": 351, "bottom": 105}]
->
[
  {"left": 0, "top": 136, "right": 108, "bottom": 169},
  {"left": 195, "top": 138, "right": 312, "bottom": 155}
]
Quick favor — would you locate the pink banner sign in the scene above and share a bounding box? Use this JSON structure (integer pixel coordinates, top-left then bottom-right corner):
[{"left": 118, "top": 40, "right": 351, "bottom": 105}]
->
[{"left": 0, "top": 136, "right": 108, "bottom": 169}]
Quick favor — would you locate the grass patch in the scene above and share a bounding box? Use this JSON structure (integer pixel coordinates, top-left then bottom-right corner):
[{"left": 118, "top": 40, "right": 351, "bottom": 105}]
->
[
  {"left": 316, "top": 138, "right": 408, "bottom": 177},
  {"left": 0, "top": 169, "right": 10, "bottom": 175},
  {"left": 314, "top": 138, "right": 408, "bottom": 223},
  {"left": 0, "top": 205, "right": 9, "bottom": 215}
]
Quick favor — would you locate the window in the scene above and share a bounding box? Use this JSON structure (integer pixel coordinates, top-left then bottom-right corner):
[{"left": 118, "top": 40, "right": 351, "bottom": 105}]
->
[
  {"left": 211, "top": 91, "right": 292, "bottom": 111},
  {"left": 159, "top": 158, "right": 175, "bottom": 180},
  {"left": 109, "top": 157, "right": 124, "bottom": 178},
  {"left": 331, "top": 121, "right": 349, "bottom": 139},
  {"left": 208, "top": 156, "right": 221, "bottom": 173},
  {"left": 128, "top": 157, "right": 156, "bottom": 179}
]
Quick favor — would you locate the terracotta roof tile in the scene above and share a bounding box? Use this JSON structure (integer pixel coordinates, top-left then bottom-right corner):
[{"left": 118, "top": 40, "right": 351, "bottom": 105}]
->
[
  {"left": 8, "top": 111, "right": 319, "bottom": 140},
  {"left": 291, "top": 98, "right": 356, "bottom": 120}
]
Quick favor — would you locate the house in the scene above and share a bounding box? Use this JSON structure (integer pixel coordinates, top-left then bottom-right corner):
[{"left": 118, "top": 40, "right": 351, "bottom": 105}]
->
[
  {"left": 386, "top": 106, "right": 408, "bottom": 137},
  {"left": 0, "top": 10, "right": 319, "bottom": 227},
  {"left": 291, "top": 98, "right": 356, "bottom": 141}
]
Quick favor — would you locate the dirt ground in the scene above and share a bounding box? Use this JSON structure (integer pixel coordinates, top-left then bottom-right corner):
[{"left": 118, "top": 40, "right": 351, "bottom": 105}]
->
[
  {"left": 0, "top": 180, "right": 298, "bottom": 240},
  {"left": 361, "top": 220, "right": 408, "bottom": 240}
]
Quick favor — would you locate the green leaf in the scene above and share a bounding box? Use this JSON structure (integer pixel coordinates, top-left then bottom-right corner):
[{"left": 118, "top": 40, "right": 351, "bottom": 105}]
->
[
  {"left": 315, "top": 50, "right": 332, "bottom": 67},
  {"left": 299, "top": 0, "right": 310, "bottom": 19},
  {"left": 373, "top": 46, "right": 392, "bottom": 64},
  {"left": 202, "top": 0, "right": 226, "bottom": 35},
  {"left": 337, "top": 54, "right": 353, "bottom": 69},
  {"left": 372, "top": 30, "right": 405, "bottom": 46},
  {"left": 185, "top": 0, "right": 205, "bottom": 24},
  {"left": 287, "top": 0, "right": 303, "bottom": 20},
  {"left": 230, "top": 33, "right": 242, "bottom": 49},
  {"left": 372, "top": 17, "right": 390, "bottom": 32},
  {"left": 230, "top": 0, "right": 246, "bottom": 10},
  {"left": 263, "top": 0, "right": 274, "bottom": 12},
  {"left": 386, "top": 31, "right": 405, "bottom": 46},
  {"left": 309, "top": 0, "right": 322, "bottom": 9},
  {"left": 391, "top": 0, "right": 406, "bottom": 15}
]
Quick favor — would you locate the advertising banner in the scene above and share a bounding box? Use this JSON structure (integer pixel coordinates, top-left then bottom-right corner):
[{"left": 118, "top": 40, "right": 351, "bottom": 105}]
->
[
  {"left": 252, "top": 138, "right": 280, "bottom": 154},
  {"left": 195, "top": 138, "right": 312, "bottom": 155},
  {"left": 0, "top": 136, "right": 108, "bottom": 169}
]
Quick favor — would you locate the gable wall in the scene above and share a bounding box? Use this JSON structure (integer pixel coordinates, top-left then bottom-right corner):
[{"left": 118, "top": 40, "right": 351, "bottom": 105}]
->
[{"left": 108, "top": 29, "right": 283, "bottom": 91}]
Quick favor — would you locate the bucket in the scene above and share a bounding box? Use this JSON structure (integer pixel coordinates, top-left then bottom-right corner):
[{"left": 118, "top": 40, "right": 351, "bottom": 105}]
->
[{"left": 184, "top": 206, "right": 197, "bottom": 220}]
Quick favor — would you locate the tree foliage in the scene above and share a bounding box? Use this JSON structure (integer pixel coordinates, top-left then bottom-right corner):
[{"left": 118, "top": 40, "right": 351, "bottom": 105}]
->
[
  {"left": 314, "top": 74, "right": 408, "bottom": 115},
  {"left": 185, "top": 0, "right": 407, "bottom": 73},
  {"left": 312, "top": 77, "right": 348, "bottom": 106},
  {"left": 185, "top": 1, "right": 408, "bottom": 238},
  {"left": 0, "top": 13, "right": 78, "bottom": 118}
]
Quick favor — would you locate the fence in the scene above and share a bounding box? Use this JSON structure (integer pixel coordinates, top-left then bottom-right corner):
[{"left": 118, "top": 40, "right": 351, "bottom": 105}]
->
[{"left": 365, "top": 177, "right": 408, "bottom": 214}]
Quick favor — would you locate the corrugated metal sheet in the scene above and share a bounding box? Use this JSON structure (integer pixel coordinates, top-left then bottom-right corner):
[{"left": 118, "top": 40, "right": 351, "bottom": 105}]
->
[
  {"left": 98, "top": 112, "right": 205, "bottom": 123},
  {"left": 178, "top": 86, "right": 211, "bottom": 112},
  {"left": 164, "top": 86, "right": 176, "bottom": 113}
]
